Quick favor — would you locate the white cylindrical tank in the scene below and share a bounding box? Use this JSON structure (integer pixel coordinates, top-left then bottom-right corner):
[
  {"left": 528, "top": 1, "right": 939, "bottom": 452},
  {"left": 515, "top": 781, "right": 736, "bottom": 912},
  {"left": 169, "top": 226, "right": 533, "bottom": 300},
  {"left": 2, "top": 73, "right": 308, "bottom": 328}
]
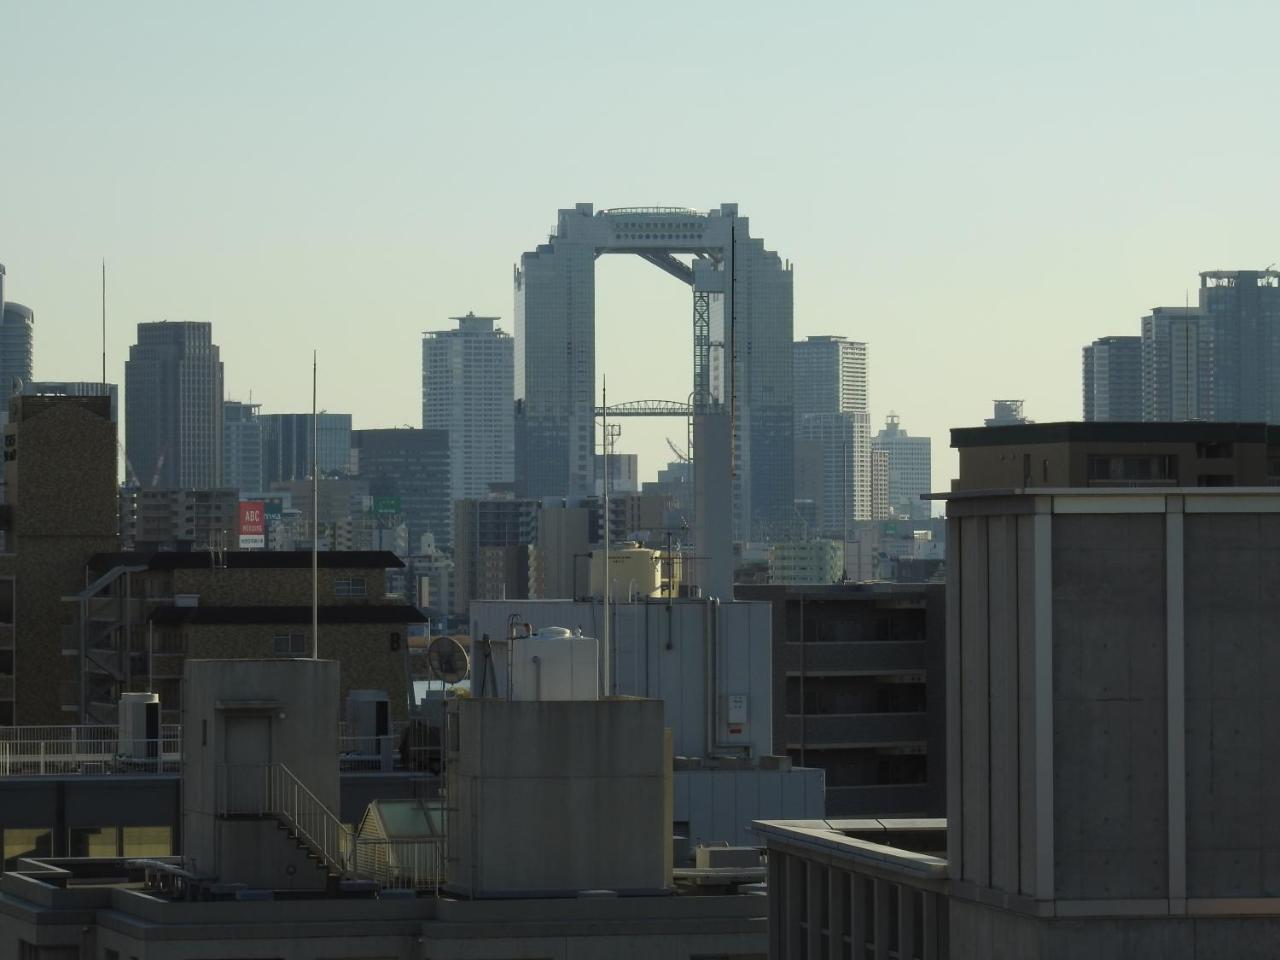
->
[{"left": 509, "top": 626, "right": 600, "bottom": 701}]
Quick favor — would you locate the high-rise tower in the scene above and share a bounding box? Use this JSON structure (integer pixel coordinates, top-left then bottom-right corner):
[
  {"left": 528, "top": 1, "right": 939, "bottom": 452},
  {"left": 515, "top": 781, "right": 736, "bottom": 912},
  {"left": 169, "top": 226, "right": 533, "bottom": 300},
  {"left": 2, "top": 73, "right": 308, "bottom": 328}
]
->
[
  {"left": 422, "top": 312, "right": 514, "bottom": 501},
  {"left": 1082, "top": 335, "right": 1142, "bottom": 421},
  {"left": 1199, "top": 269, "right": 1280, "bottom": 421},
  {"left": 125, "top": 321, "right": 224, "bottom": 489},
  {"left": 1141, "top": 307, "right": 1213, "bottom": 422},
  {"left": 513, "top": 203, "right": 793, "bottom": 546},
  {"left": 222, "top": 400, "right": 263, "bottom": 494},
  {"left": 873, "top": 413, "right": 932, "bottom": 528}
]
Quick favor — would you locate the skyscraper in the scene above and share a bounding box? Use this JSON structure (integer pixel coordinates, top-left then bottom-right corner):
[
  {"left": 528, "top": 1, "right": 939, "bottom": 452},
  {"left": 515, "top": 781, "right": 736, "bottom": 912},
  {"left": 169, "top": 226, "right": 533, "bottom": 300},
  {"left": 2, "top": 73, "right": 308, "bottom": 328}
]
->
[
  {"left": 873, "top": 413, "right": 932, "bottom": 528},
  {"left": 0, "top": 301, "right": 34, "bottom": 396},
  {"left": 1199, "top": 269, "right": 1280, "bottom": 421},
  {"left": 513, "top": 203, "right": 793, "bottom": 543},
  {"left": 792, "top": 335, "right": 871, "bottom": 533},
  {"left": 421, "top": 312, "right": 514, "bottom": 501},
  {"left": 260, "top": 413, "right": 353, "bottom": 485},
  {"left": 1141, "top": 307, "right": 1212, "bottom": 421},
  {"left": 1082, "top": 335, "right": 1142, "bottom": 421},
  {"left": 125, "top": 321, "right": 224, "bottom": 488},
  {"left": 222, "top": 400, "right": 263, "bottom": 494},
  {"left": 352, "top": 428, "right": 451, "bottom": 552}
]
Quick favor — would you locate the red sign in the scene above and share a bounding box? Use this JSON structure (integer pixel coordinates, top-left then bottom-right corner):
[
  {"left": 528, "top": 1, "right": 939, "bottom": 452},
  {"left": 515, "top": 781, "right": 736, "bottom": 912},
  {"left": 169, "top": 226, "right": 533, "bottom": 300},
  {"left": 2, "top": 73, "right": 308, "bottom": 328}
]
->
[{"left": 239, "top": 501, "right": 266, "bottom": 548}]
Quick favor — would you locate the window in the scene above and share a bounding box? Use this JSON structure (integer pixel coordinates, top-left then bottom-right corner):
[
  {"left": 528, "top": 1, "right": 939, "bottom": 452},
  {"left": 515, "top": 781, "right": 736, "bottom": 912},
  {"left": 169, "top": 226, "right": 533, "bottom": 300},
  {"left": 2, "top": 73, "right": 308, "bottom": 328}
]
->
[
  {"left": 1087, "top": 454, "right": 1178, "bottom": 483},
  {"left": 1196, "top": 441, "right": 1233, "bottom": 459},
  {"left": 335, "top": 577, "right": 367, "bottom": 598},
  {"left": 0, "top": 650, "right": 12, "bottom": 675},
  {"left": 122, "top": 826, "right": 172, "bottom": 857},
  {"left": 69, "top": 826, "right": 118, "bottom": 857},
  {"left": 4, "top": 828, "right": 51, "bottom": 868},
  {"left": 271, "top": 634, "right": 308, "bottom": 656},
  {"left": 0, "top": 578, "right": 13, "bottom": 626}
]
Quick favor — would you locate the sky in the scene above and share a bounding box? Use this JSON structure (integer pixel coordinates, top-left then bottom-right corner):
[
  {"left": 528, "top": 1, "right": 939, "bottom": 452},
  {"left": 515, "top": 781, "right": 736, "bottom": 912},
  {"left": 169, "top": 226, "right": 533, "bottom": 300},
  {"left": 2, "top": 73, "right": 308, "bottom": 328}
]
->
[{"left": 3, "top": 0, "right": 1279, "bottom": 496}]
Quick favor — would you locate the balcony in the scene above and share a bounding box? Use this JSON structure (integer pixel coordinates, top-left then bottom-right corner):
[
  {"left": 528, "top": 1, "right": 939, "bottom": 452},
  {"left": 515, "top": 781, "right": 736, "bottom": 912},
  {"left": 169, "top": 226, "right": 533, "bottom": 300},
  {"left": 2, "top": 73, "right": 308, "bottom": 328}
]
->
[{"left": 784, "top": 712, "right": 928, "bottom": 749}]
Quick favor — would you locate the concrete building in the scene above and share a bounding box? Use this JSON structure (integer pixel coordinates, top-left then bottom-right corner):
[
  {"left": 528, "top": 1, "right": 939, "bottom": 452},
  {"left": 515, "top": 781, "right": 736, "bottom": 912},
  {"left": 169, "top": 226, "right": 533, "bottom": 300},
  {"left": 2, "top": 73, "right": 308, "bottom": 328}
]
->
[
  {"left": 738, "top": 583, "right": 946, "bottom": 819},
  {"left": 0, "top": 301, "right": 33, "bottom": 397},
  {"left": 515, "top": 203, "right": 793, "bottom": 545},
  {"left": 0, "top": 394, "right": 118, "bottom": 725},
  {"left": 1083, "top": 334, "right": 1143, "bottom": 422},
  {"left": 594, "top": 450, "right": 640, "bottom": 495},
  {"left": 125, "top": 321, "right": 224, "bottom": 489},
  {"left": 793, "top": 335, "right": 867, "bottom": 420},
  {"left": 421, "top": 312, "right": 514, "bottom": 501},
  {"left": 221, "top": 399, "right": 262, "bottom": 493},
  {"left": 1201, "top": 268, "right": 1280, "bottom": 421},
  {"left": 1, "top": 656, "right": 768, "bottom": 959},
  {"left": 260, "top": 411, "right": 353, "bottom": 483},
  {"left": 873, "top": 413, "right": 932, "bottom": 528},
  {"left": 871, "top": 448, "right": 890, "bottom": 520},
  {"left": 450, "top": 495, "right": 538, "bottom": 614},
  {"left": 471, "top": 599, "right": 824, "bottom": 847},
  {"left": 951, "top": 420, "right": 1280, "bottom": 491},
  {"left": 529, "top": 502, "right": 593, "bottom": 600},
  {"left": 118, "top": 486, "right": 239, "bottom": 551},
  {"left": 1141, "top": 305, "right": 1213, "bottom": 422},
  {"left": 66, "top": 550, "right": 422, "bottom": 723},
  {"left": 769, "top": 539, "right": 843, "bottom": 585},
  {"left": 270, "top": 476, "right": 371, "bottom": 546},
  {"left": 353, "top": 428, "right": 450, "bottom": 552},
  {"left": 795, "top": 412, "right": 872, "bottom": 536}
]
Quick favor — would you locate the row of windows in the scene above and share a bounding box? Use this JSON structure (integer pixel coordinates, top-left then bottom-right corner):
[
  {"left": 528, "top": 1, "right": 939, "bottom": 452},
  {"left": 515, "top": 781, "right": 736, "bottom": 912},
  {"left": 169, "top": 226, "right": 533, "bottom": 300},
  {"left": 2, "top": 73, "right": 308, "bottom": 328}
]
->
[{"left": 2, "top": 825, "right": 171, "bottom": 868}]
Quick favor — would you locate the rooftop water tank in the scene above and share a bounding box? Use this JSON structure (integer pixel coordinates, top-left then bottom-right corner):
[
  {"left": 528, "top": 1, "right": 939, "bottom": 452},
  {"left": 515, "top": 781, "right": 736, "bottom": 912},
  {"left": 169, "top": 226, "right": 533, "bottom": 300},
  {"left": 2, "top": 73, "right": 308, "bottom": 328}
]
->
[{"left": 509, "top": 626, "right": 600, "bottom": 701}]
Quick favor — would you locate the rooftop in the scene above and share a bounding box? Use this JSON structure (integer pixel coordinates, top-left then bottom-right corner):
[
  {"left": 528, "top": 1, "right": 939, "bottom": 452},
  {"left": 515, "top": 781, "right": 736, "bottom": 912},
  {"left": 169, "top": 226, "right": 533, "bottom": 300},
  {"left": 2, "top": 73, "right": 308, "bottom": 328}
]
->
[
  {"left": 88, "top": 550, "right": 406, "bottom": 572},
  {"left": 951, "top": 420, "right": 1280, "bottom": 448}
]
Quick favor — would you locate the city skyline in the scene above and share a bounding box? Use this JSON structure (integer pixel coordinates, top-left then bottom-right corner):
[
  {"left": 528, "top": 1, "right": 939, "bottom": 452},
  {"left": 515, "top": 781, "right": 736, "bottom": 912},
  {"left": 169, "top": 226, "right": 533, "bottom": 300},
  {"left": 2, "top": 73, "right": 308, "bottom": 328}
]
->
[{"left": 6, "top": 2, "right": 1280, "bottom": 497}]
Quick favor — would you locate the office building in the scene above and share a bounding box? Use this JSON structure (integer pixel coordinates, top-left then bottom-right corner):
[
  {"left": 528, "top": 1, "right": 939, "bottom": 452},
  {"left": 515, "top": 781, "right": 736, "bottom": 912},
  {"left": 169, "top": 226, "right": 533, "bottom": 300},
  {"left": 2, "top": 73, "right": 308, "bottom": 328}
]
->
[
  {"left": 125, "top": 321, "right": 224, "bottom": 488},
  {"left": 793, "top": 335, "right": 867, "bottom": 420},
  {"left": 450, "top": 496, "right": 538, "bottom": 615},
  {"left": 795, "top": 412, "right": 872, "bottom": 535},
  {"left": 1141, "top": 305, "right": 1213, "bottom": 421},
  {"left": 515, "top": 203, "right": 793, "bottom": 544},
  {"left": 1083, "top": 334, "right": 1143, "bottom": 421},
  {"left": 738, "top": 582, "right": 945, "bottom": 819},
  {"left": 594, "top": 451, "right": 640, "bottom": 495},
  {"left": 0, "top": 394, "right": 118, "bottom": 725},
  {"left": 952, "top": 420, "right": 1280, "bottom": 490},
  {"left": 768, "top": 539, "right": 842, "bottom": 585},
  {"left": 220, "top": 400, "right": 262, "bottom": 494},
  {"left": 873, "top": 413, "right": 932, "bottom": 528},
  {"left": 422, "top": 312, "right": 514, "bottom": 501},
  {"left": 353, "top": 428, "right": 450, "bottom": 552},
  {"left": 260, "top": 411, "right": 353, "bottom": 483},
  {"left": 1201, "top": 268, "right": 1280, "bottom": 421},
  {"left": 0, "top": 302, "right": 33, "bottom": 396}
]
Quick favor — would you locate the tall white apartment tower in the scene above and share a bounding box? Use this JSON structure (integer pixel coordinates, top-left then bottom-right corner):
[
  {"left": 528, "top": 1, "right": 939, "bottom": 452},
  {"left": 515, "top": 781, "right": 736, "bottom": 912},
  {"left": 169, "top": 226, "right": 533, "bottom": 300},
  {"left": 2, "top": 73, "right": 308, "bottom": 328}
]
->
[
  {"left": 422, "top": 312, "right": 514, "bottom": 501},
  {"left": 792, "top": 336, "right": 871, "bottom": 533}
]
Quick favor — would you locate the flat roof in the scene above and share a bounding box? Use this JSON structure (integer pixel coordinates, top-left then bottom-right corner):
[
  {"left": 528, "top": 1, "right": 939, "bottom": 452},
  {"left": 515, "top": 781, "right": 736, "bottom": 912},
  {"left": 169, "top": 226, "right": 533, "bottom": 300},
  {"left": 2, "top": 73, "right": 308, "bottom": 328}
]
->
[
  {"left": 952, "top": 421, "right": 1278, "bottom": 448},
  {"left": 150, "top": 604, "right": 429, "bottom": 626},
  {"left": 89, "top": 550, "right": 405, "bottom": 572}
]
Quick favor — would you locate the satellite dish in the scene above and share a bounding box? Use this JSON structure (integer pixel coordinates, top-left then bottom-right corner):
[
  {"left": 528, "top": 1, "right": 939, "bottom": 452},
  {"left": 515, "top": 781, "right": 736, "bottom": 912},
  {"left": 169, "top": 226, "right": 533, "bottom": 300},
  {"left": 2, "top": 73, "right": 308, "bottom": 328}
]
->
[{"left": 427, "top": 635, "right": 470, "bottom": 684}]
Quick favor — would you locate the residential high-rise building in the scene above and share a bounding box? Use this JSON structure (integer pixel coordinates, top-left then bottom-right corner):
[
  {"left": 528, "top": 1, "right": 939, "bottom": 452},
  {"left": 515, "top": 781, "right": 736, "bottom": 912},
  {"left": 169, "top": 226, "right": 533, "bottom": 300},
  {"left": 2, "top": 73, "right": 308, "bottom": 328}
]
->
[
  {"left": 1199, "top": 268, "right": 1280, "bottom": 421},
  {"left": 1141, "top": 306, "right": 1213, "bottom": 421},
  {"left": 421, "top": 312, "right": 514, "bottom": 501},
  {"left": 792, "top": 335, "right": 871, "bottom": 535},
  {"left": 793, "top": 335, "right": 867, "bottom": 419},
  {"left": 352, "top": 428, "right": 450, "bottom": 552},
  {"left": 514, "top": 203, "right": 793, "bottom": 543},
  {"left": 1082, "top": 335, "right": 1142, "bottom": 421},
  {"left": 260, "top": 412, "right": 353, "bottom": 484},
  {"left": 222, "top": 401, "right": 263, "bottom": 494},
  {"left": 125, "top": 321, "right": 224, "bottom": 489},
  {"left": 873, "top": 413, "right": 932, "bottom": 528},
  {"left": 0, "top": 302, "right": 33, "bottom": 396}
]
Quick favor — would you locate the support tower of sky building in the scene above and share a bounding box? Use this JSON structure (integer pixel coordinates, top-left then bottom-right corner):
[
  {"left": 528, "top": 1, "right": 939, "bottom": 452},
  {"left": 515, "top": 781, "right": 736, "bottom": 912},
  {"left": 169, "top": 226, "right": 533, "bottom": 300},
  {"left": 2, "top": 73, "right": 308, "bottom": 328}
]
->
[{"left": 513, "top": 203, "right": 794, "bottom": 595}]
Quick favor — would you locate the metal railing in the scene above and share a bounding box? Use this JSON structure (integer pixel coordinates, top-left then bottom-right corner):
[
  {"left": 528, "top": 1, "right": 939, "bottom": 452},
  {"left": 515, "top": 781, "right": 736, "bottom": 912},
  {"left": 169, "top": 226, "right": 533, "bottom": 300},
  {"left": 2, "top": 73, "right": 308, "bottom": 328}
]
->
[
  {"left": 351, "top": 837, "right": 442, "bottom": 892},
  {"left": 0, "top": 724, "right": 181, "bottom": 775},
  {"left": 215, "top": 762, "right": 352, "bottom": 876}
]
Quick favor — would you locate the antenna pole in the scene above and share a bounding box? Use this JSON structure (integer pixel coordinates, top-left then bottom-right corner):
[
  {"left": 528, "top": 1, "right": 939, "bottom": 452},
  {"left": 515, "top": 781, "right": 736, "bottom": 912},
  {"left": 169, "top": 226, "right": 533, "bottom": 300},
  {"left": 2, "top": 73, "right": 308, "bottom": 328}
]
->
[
  {"left": 602, "top": 377, "right": 610, "bottom": 697},
  {"left": 311, "top": 351, "right": 319, "bottom": 659},
  {"left": 101, "top": 259, "right": 106, "bottom": 386}
]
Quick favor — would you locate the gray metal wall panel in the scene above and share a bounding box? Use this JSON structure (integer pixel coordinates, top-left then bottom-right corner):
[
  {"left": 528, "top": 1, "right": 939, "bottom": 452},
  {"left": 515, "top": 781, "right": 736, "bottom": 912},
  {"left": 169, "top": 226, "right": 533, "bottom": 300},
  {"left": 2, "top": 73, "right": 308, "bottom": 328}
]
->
[
  {"left": 988, "top": 513, "right": 1020, "bottom": 893},
  {"left": 1017, "top": 513, "right": 1037, "bottom": 896}
]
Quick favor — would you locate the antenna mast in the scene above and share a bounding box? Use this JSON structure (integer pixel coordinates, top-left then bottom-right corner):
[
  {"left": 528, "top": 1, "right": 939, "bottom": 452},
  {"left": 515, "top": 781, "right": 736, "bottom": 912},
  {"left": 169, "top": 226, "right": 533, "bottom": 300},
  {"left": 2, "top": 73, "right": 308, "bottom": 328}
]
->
[
  {"left": 101, "top": 259, "right": 106, "bottom": 386},
  {"left": 602, "top": 377, "right": 610, "bottom": 696},
  {"left": 311, "top": 351, "right": 319, "bottom": 659}
]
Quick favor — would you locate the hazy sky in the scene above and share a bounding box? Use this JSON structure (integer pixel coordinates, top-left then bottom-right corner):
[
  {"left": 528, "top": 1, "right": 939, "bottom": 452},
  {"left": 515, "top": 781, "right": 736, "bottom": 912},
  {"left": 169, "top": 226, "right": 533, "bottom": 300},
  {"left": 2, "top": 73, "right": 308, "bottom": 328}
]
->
[{"left": 3, "top": 0, "right": 1278, "bottom": 495}]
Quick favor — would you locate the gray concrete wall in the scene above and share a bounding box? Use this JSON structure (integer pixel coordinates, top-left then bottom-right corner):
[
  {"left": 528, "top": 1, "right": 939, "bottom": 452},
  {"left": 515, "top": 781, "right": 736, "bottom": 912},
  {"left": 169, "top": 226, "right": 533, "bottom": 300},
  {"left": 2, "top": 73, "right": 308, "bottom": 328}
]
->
[
  {"left": 1052, "top": 514, "right": 1168, "bottom": 900},
  {"left": 181, "top": 658, "right": 340, "bottom": 885},
  {"left": 445, "top": 697, "right": 667, "bottom": 897},
  {"left": 674, "top": 767, "right": 824, "bottom": 847}
]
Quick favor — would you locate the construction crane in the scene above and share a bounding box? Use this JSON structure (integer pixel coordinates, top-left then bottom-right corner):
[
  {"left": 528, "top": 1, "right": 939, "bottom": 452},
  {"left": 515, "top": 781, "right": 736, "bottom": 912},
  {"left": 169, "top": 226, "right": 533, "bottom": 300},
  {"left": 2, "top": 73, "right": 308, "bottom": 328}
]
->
[{"left": 666, "top": 437, "right": 690, "bottom": 463}]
